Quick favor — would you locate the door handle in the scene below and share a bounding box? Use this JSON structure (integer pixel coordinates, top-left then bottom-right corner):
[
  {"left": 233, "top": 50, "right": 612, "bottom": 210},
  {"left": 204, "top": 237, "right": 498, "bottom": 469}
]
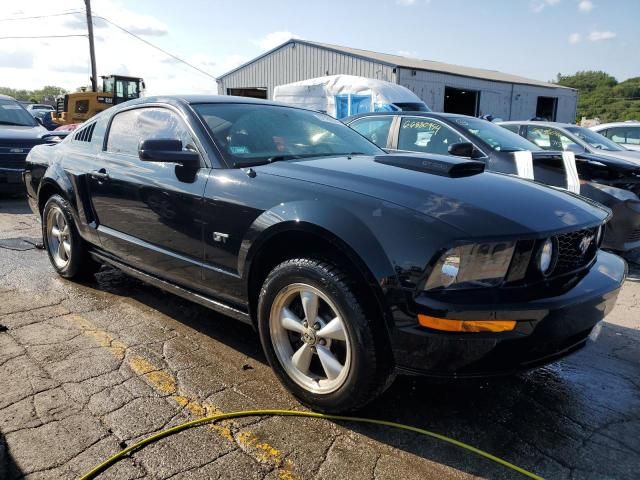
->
[{"left": 90, "top": 169, "right": 110, "bottom": 181}]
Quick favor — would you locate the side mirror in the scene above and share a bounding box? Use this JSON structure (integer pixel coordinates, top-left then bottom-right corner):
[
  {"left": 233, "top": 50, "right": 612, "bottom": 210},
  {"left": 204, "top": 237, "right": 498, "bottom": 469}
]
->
[
  {"left": 565, "top": 143, "right": 585, "bottom": 154},
  {"left": 138, "top": 139, "right": 200, "bottom": 167},
  {"left": 448, "top": 142, "right": 475, "bottom": 158}
]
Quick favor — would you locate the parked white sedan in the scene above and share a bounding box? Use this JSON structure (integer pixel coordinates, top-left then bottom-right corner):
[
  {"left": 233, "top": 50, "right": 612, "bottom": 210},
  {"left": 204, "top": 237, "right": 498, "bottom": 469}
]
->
[{"left": 591, "top": 121, "right": 640, "bottom": 152}]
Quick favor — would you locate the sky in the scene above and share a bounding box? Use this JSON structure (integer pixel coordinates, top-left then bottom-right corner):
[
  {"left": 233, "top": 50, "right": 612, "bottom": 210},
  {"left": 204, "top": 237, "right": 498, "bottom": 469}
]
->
[{"left": 0, "top": 0, "right": 637, "bottom": 95}]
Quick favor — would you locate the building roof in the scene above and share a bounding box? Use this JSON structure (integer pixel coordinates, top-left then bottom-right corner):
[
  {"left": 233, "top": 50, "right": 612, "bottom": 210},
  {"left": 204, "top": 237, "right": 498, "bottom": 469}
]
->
[{"left": 218, "top": 39, "right": 574, "bottom": 91}]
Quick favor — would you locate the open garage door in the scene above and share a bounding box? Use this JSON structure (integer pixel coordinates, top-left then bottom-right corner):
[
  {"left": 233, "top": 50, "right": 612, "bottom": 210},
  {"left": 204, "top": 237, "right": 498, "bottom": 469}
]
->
[
  {"left": 443, "top": 86, "right": 480, "bottom": 116},
  {"left": 536, "top": 96, "right": 558, "bottom": 121},
  {"left": 227, "top": 88, "right": 268, "bottom": 99}
]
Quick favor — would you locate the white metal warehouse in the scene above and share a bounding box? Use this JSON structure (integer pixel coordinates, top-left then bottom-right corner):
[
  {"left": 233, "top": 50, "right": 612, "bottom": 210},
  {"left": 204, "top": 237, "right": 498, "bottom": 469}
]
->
[{"left": 217, "top": 40, "right": 578, "bottom": 122}]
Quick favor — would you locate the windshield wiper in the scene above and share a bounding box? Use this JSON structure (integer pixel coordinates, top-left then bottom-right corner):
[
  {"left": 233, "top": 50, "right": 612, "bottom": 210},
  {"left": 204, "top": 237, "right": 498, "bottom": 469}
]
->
[
  {"left": 233, "top": 152, "right": 370, "bottom": 168},
  {"left": 266, "top": 154, "right": 304, "bottom": 163}
]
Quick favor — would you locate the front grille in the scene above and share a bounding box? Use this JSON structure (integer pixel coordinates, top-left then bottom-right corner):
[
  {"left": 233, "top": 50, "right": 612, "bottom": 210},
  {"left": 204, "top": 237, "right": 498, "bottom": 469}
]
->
[
  {"left": 554, "top": 227, "right": 599, "bottom": 275},
  {"left": 0, "top": 155, "right": 27, "bottom": 170},
  {"left": 628, "top": 228, "right": 640, "bottom": 243},
  {"left": 0, "top": 139, "right": 42, "bottom": 150},
  {"left": 56, "top": 96, "right": 67, "bottom": 114}
]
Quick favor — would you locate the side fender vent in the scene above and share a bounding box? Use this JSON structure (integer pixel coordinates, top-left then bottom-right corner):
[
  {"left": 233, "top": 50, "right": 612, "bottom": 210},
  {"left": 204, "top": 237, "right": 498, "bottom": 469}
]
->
[{"left": 374, "top": 154, "right": 485, "bottom": 178}]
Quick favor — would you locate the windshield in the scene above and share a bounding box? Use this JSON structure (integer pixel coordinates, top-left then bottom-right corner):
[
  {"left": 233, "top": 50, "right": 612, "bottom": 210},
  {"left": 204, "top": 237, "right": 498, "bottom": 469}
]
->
[
  {"left": 193, "top": 103, "right": 383, "bottom": 167},
  {"left": 393, "top": 102, "right": 431, "bottom": 112},
  {"left": 565, "top": 126, "right": 624, "bottom": 152},
  {"left": 447, "top": 117, "right": 540, "bottom": 152},
  {"left": 0, "top": 99, "right": 37, "bottom": 127}
]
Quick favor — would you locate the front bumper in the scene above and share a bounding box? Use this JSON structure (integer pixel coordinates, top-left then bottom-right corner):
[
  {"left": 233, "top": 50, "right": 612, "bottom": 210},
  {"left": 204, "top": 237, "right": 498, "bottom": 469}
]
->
[
  {"left": 0, "top": 167, "right": 25, "bottom": 192},
  {"left": 390, "top": 251, "right": 626, "bottom": 377}
]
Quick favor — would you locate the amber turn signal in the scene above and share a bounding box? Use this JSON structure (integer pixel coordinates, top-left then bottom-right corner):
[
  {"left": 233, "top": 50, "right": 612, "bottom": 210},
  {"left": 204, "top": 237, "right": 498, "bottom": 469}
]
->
[{"left": 417, "top": 314, "right": 516, "bottom": 332}]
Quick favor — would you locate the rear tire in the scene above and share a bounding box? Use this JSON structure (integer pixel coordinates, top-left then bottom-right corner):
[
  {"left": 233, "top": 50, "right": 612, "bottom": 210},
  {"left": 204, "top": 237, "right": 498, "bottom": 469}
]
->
[
  {"left": 257, "top": 258, "right": 394, "bottom": 413},
  {"left": 42, "top": 194, "right": 100, "bottom": 279}
]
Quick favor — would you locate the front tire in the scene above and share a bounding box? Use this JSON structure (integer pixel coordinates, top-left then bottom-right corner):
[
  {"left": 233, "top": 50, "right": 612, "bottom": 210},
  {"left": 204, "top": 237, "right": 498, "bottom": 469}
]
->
[
  {"left": 42, "top": 194, "right": 99, "bottom": 279},
  {"left": 258, "top": 258, "right": 394, "bottom": 412}
]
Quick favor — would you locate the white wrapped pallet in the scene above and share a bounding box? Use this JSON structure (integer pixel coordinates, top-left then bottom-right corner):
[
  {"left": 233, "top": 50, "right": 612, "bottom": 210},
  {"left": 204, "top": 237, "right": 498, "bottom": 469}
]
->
[{"left": 273, "top": 75, "right": 429, "bottom": 119}]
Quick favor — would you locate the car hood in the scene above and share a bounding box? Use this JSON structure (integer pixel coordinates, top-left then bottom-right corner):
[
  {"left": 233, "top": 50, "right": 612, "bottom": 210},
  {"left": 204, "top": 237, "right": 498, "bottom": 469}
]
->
[
  {"left": 0, "top": 125, "right": 49, "bottom": 143},
  {"left": 578, "top": 151, "right": 640, "bottom": 173},
  {"left": 587, "top": 149, "right": 640, "bottom": 165},
  {"left": 259, "top": 154, "right": 609, "bottom": 238}
]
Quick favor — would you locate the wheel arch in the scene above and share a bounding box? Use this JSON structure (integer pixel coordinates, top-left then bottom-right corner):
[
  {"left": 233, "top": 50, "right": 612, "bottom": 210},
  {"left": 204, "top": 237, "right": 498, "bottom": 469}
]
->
[
  {"left": 241, "top": 204, "right": 397, "bottom": 335},
  {"left": 37, "top": 178, "right": 69, "bottom": 214}
]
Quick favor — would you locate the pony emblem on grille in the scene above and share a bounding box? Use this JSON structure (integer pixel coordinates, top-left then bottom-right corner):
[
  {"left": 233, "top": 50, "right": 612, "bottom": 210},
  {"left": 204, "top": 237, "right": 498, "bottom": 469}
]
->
[{"left": 579, "top": 234, "right": 594, "bottom": 254}]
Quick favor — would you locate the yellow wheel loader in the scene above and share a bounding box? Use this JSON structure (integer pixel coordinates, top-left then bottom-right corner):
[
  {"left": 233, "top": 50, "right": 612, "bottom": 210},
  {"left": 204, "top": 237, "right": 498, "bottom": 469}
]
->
[{"left": 52, "top": 75, "right": 145, "bottom": 126}]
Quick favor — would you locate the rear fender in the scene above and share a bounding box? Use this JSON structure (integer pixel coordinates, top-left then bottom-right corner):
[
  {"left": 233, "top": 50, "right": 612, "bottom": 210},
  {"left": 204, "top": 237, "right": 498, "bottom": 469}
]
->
[{"left": 37, "top": 163, "right": 99, "bottom": 245}]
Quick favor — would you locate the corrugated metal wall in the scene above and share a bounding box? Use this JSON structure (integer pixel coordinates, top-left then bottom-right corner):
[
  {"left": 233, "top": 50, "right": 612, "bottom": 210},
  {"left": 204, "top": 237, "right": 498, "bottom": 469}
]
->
[
  {"left": 218, "top": 43, "right": 396, "bottom": 100},
  {"left": 398, "top": 68, "right": 577, "bottom": 122},
  {"left": 218, "top": 44, "right": 578, "bottom": 122}
]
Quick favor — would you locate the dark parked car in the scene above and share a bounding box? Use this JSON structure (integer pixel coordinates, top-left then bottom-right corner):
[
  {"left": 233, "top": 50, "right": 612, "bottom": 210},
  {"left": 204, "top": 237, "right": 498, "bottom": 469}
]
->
[
  {"left": 346, "top": 111, "right": 584, "bottom": 193},
  {"left": 30, "top": 110, "right": 60, "bottom": 131},
  {"left": 346, "top": 112, "right": 640, "bottom": 253},
  {"left": 0, "top": 94, "right": 66, "bottom": 194},
  {"left": 500, "top": 121, "right": 640, "bottom": 253},
  {"left": 24, "top": 96, "right": 626, "bottom": 412}
]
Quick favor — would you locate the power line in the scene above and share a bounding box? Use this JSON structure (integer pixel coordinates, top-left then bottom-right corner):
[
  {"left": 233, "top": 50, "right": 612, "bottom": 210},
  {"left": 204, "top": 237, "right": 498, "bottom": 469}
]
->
[
  {"left": 0, "top": 9, "right": 216, "bottom": 82},
  {"left": 0, "top": 10, "right": 84, "bottom": 22},
  {"left": 93, "top": 14, "right": 217, "bottom": 81},
  {"left": 0, "top": 34, "right": 87, "bottom": 40}
]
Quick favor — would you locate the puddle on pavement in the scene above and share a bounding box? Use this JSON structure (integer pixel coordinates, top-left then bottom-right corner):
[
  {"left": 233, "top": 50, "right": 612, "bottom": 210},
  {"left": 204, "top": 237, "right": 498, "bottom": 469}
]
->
[{"left": 0, "top": 237, "right": 42, "bottom": 251}]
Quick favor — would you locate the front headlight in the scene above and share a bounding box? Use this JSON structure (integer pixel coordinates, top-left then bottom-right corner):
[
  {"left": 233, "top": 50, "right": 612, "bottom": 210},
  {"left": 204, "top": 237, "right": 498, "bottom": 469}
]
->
[
  {"left": 425, "top": 241, "right": 516, "bottom": 290},
  {"left": 537, "top": 237, "right": 557, "bottom": 276}
]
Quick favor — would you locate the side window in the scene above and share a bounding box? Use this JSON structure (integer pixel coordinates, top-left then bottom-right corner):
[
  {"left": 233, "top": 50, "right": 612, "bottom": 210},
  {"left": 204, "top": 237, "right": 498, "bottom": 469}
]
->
[
  {"left": 349, "top": 117, "right": 394, "bottom": 148},
  {"left": 106, "top": 107, "right": 196, "bottom": 156},
  {"left": 625, "top": 127, "right": 640, "bottom": 145},
  {"left": 501, "top": 124, "right": 520, "bottom": 134},
  {"left": 397, "top": 117, "right": 465, "bottom": 155},
  {"left": 605, "top": 127, "right": 626, "bottom": 143},
  {"left": 525, "top": 126, "right": 574, "bottom": 151}
]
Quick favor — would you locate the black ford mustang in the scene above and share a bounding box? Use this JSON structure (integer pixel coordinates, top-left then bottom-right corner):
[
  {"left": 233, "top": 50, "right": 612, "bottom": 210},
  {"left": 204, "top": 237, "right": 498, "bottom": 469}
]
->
[{"left": 24, "top": 96, "right": 626, "bottom": 412}]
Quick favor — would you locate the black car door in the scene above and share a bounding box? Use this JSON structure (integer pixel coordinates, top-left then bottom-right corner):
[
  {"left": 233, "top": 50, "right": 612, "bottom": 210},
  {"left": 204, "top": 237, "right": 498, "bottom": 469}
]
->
[
  {"left": 87, "top": 106, "right": 210, "bottom": 291},
  {"left": 390, "top": 116, "right": 477, "bottom": 156}
]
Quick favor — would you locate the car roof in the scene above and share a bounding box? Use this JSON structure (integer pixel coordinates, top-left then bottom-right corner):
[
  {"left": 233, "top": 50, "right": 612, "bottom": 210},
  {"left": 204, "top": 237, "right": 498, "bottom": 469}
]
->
[
  {"left": 498, "top": 120, "right": 578, "bottom": 129},
  {"left": 107, "top": 94, "right": 327, "bottom": 116},
  {"left": 591, "top": 121, "right": 640, "bottom": 129},
  {"left": 127, "top": 95, "right": 288, "bottom": 107},
  {"left": 344, "top": 111, "right": 464, "bottom": 122},
  {"left": 0, "top": 94, "right": 17, "bottom": 101}
]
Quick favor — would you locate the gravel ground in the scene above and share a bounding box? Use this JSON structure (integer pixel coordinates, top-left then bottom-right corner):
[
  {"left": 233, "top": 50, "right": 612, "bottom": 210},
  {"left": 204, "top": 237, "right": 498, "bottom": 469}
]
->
[{"left": 0, "top": 197, "right": 638, "bottom": 480}]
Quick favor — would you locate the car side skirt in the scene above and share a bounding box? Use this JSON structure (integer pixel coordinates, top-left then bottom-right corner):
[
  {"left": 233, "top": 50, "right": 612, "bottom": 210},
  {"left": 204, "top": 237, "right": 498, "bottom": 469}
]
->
[{"left": 90, "top": 251, "right": 252, "bottom": 325}]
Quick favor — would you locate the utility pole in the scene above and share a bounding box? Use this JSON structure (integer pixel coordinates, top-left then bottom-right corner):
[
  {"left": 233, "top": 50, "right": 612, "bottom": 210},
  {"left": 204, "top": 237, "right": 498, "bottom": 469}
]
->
[{"left": 85, "top": 0, "right": 98, "bottom": 92}]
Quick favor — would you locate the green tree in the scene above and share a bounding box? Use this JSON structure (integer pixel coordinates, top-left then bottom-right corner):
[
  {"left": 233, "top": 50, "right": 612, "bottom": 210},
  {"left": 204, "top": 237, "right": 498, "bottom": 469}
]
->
[
  {"left": 555, "top": 71, "right": 640, "bottom": 122},
  {"left": 0, "top": 85, "right": 68, "bottom": 102}
]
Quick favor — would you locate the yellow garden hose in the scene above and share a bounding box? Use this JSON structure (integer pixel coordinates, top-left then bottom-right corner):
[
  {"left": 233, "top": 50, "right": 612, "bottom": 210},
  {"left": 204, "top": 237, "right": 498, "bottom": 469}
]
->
[{"left": 79, "top": 409, "right": 544, "bottom": 480}]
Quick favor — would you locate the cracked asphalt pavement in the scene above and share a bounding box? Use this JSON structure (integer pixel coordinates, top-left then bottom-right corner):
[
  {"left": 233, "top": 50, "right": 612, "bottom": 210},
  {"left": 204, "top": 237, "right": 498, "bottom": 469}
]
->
[{"left": 0, "top": 197, "right": 638, "bottom": 480}]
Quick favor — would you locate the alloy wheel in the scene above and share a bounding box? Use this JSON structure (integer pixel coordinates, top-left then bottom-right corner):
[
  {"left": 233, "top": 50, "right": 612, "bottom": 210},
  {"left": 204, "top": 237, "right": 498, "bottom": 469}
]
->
[
  {"left": 46, "top": 206, "right": 72, "bottom": 269},
  {"left": 269, "top": 283, "right": 352, "bottom": 394}
]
